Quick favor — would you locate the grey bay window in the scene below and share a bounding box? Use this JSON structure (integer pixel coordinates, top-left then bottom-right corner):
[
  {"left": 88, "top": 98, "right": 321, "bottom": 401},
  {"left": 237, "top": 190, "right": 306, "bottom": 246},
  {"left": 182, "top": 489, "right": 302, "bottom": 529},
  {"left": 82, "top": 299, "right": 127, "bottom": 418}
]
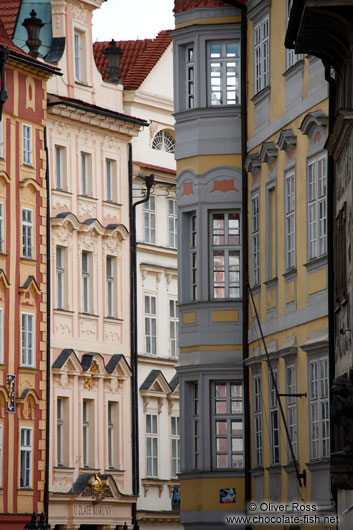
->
[
  {"left": 211, "top": 211, "right": 240, "bottom": 299},
  {"left": 191, "top": 214, "right": 197, "bottom": 300},
  {"left": 186, "top": 46, "right": 195, "bottom": 109},
  {"left": 209, "top": 41, "right": 240, "bottom": 106},
  {"left": 171, "top": 416, "right": 180, "bottom": 478},
  {"left": 193, "top": 382, "right": 199, "bottom": 470}
]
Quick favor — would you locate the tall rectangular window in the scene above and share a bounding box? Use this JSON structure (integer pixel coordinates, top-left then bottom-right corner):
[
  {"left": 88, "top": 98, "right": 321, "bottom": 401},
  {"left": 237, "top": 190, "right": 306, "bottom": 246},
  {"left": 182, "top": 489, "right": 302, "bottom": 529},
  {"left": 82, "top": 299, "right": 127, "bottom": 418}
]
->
[
  {"left": 146, "top": 414, "right": 158, "bottom": 477},
  {"left": 81, "top": 152, "right": 91, "bottom": 196},
  {"left": 186, "top": 46, "right": 195, "bottom": 109},
  {"left": 106, "top": 256, "right": 115, "bottom": 317},
  {"left": 286, "top": 364, "right": 298, "bottom": 460},
  {"left": 144, "top": 196, "right": 156, "bottom": 244},
  {"left": 213, "top": 382, "right": 243, "bottom": 469},
  {"left": 144, "top": 294, "right": 156, "bottom": 355},
  {"left": 82, "top": 399, "right": 94, "bottom": 468},
  {"left": 309, "top": 356, "right": 329, "bottom": 459},
  {"left": 193, "top": 382, "right": 199, "bottom": 470},
  {"left": 168, "top": 199, "right": 177, "bottom": 248},
  {"left": 0, "top": 424, "right": 2, "bottom": 486},
  {"left": 308, "top": 154, "right": 327, "bottom": 259},
  {"left": 22, "top": 124, "right": 32, "bottom": 165},
  {"left": 82, "top": 252, "right": 91, "bottom": 314},
  {"left": 171, "top": 417, "right": 180, "bottom": 478},
  {"left": 209, "top": 41, "right": 240, "bottom": 105},
  {"left": 0, "top": 309, "right": 3, "bottom": 364},
  {"left": 254, "top": 16, "right": 269, "bottom": 94},
  {"left": 285, "top": 171, "right": 295, "bottom": 269},
  {"left": 20, "top": 427, "right": 32, "bottom": 488},
  {"left": 191, "top": 214, "right": 197, "bottom": 300},
  {"left": 253, "top": 375, "right": 263, "bottom": 466},
  {"left": 56, "top": 247, "right": 65, "bottom": 310},
  {"left": 74, "top": 31, "right": 83, "bottom": 82},
  {"left": 22, "top": 208, "right": 33, "bottom": 258},
  {"left": 57, "top": 398, "right": 64, "bottom": 466},
  {"left": 0, "top": 202, "right": 4, "bottom": 253},
  {"left": 106, "top": 159, "right": 116, "bottom": 202},
  {"left": 211, "top": 211, "right": 240, "bottom": 299},
  {"left": 21, "top": 313, "right": 34, "bottom": 367},
  {"left": 269, "top": 369, "right": 280, "bottom": 464},
  {"left": 251, "top": 196, "right": 260, "bottom": 285},
  {"left": 169, "top": 299, "right": 179, "bottom": 358},
  {"left": 108, "top": 402, "right": 118, "bottom": 469},
  {"left": 0, "top": 119, "right": 3, "bottom": 158},
  {"left": 55, "top": 145, "right": 66, "bottom": 190},
  {"left": 286, "top": 0, "right": 303, "bottom": 69}
]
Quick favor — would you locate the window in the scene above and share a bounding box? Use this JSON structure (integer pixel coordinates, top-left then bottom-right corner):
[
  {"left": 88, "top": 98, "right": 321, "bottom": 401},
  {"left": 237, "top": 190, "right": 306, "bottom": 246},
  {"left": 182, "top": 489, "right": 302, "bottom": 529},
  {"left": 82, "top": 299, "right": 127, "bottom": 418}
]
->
[
  {"left": 83, "top": 399, "right": 94, "bottom": 467},
  {"left": 251, "top": 196, "right": 260, "bottom": 285},
  {"left": 22, "top": 208, "right": 33, "bottom": 258},
  {"left": 108, "top": 402, "right": 118, "bottom": 469},
  {"left": 55, "top": 146, "right": 66, "bottom": 190},
  {"left": 21, "top": 313, "right": 34, "bottom": 367},
  {"left": 0, "top": 309, "right": 3, "bottom": 364},
  {"left": 186, "top": 46, "right": 195, "bottom": 109},
  {"left": 152, "top": 130, "right": 175, "bottom": 153},
  {"left": 144, "top": 196, "right": 156, "bottom": 244},
  {"left": 286, "top": 364, "right": 297, "bottom": 460},
  {"left": 168, "top": 199, "right": 177, "bottom": 248},
  {"left": 22, "top": 124, "right": 32, "bottom": 165},
  {"left": 20, "top": 427, "right": 32, "bottom": 488},
  {"left": 169, "top": 299, "right": 179, "bottom": 358},
  {"left": 285, "top": 171, "right": 295, "bottom": 269},
  {"left": 56, "top": 247, "right": 66, "bottom": 310},
  {"left": 106, "top": 256, "right": 115, "bottom": 317},
  {"left": 269, "top": 369, "right": 280, "bottom": 465},
  {"left": 171, "top": 416, "right": 180, "bottom": 478},
  {"left": 209, "top": 41, "right": 240, "bottom": 105},
  {"left": 81, "top": 152, "right": 91, "bottom": 196},
  {"left": 211, "top": 211, "right": 240, "bottom": 299},
  {"left": 57, "top": 397, "right": 69, "bottom": 467},
  {"left": 74, "top": 31, "right": 83, "bottom": 82},
  {"left": 335, "top": 204, "right": 347, "bottom": 304},
  {"left": 192, "top": 382, "right": 200, "bottom": 470},
  {"left": 0, "top": 119, "right": 3, "bottom": 157},
  {"left": 254, "top": 16, "right": 269, "bottom": 94},
  {"left": 105, "top": 159, "right": 116, "bottom": 202},
  {"left": 146, "top": 414, "right": 158, "bottom": 477},
  {"left": 309, "top": 356, "right": 329, "bottom": 459},
  {"left": 286, "top": 0, "right": 303, "bottom": 69},
  {"left": 213, "top": 382, "right": 243, "bottom": 469},
  {"left": 0, "top": 202, "right": 4, "bottom": 253},
  {"left": 253, "top": 375, "right": 263, "bottom": 466},
  {"left": 307, "top": 154, "right": 327, "bottom": 260},
  {"left": 82, "top": 252, "right": 91, "bottom": 314},
  {"left": 144, "top": 294, "right": 157, "bottom": 355},
  {"left": 191, "top": 214, "right": 197, "bottom": 300},
  {"left": 0, "top": 425, "right": 2, "bottom": 486}
]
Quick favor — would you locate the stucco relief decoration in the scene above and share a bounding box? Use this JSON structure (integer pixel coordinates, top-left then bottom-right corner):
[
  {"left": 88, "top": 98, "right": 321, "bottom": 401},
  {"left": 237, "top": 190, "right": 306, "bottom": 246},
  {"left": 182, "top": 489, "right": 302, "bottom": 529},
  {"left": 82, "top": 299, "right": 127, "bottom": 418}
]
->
[
  {"left": 105, "top": 328, "right": 121, "bottom": 344},
  {"left": 104, "top": 235, "right": 121, "bottom": 259},
  {"left": 53, "top": 223, "right": 74, "bottom": 247},
  {"left": 51, "top": 2, "right": 66, "bottom": 31},
  {"left": 182, "top": 181, "right": 193, "bottom": 196},
  {"left": 53, "top": 201, "right": 70, "bottom": 216},
  {"left": 25, "top": 76, "right": 35, "bottom": 112},
  {"left": 70, "top": 2, "right": 88, "bottom": 23},
  {"left": 0, "top": 392, "right": 6, "bottom": 417},
  {"left": 6, "top": 375, "right": 15, "bottom": 413},
  {"left": 211, "top": 180, "right": 239, "bottom": 193},
  {"left": 103, "top": 212, "right": 120, "bottom": 226},
  {"left": 55, "top": 321, "right": 72, "bottom": 337},
  {"left": 80, "top": 319, "right": 96, "bottom": 338},
  {"left": 82, "top": 474, "right": 113, "bottom": 501},
  {"left": 79, "top": 229, "right": 98, "bottom": 252},
  {"left": 22, "top": 394, "right": 35, "bottom": 420},
  {"left": 53, "top": 472, "right": 73, "bottom": 492},
  {"left": 78, "top": 201, "right": 97, "bottom": 219},
  {"left": 149, "top": 121, "right": 159, "bottom": 144},
  {"left": 56, "top": 120, "right": 68, "bottom": 137}
]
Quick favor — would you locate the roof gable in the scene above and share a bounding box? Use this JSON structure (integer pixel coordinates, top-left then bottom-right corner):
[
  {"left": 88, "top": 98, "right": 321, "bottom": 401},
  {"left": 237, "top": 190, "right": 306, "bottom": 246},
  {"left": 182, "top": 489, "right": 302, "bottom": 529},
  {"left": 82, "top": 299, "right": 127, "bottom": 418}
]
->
[{"left": 0, "top": 0, "right": 21, "bottom": 38}]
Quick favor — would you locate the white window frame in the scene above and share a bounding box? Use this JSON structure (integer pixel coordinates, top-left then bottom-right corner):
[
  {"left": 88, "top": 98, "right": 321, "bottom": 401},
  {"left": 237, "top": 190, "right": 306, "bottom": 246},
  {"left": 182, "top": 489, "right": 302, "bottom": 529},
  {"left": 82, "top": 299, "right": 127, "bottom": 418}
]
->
[
  {"left": 186, "top": 45, "right": 195, "bottom": 109},
  {"left": 81, "top": 152, "right": 91, "bottom": 196},
  {"left": 57, "top": 397, "right": 64, "bottom": 466},
  {"left": 171, "top": 416, "right": 180, "bottom": 478},
  {"left": 251, "top": 195, "right": 260, "bottom": 285},
  {"left": 82, "top": 251, "right": 91, "bottom": 314},
  {"left": 152, "top": 130, "right": 175, "bottom": 153},
  {"left": 286, "top": 363, "right": 298, "bottom": 460},
  {"left": 254, "top": 16, "right": 269, "bottom": 94},
  {"left": 285, "top": 171, "right": 296, "bottom": 270},
  {"left": 106, "top": 255, "right": 115, "bottom": 317},
  {"left": 191, "top": 214, "right": 197, "bottom": 301},
  {"left": 74, "top": 31, "right": 83, "bottom": 82},
  {"left": 55, "top": 145, "right": 66, "bottom": 190},
  {"left": 107, "top": 401, "right": 118, "bottom": 469},
  {"left": 56, "top": 246, "right": 65, "bottom": 310},
  {"left": 307, "top": 153, "right": 327, "bottom": 260},
  {"left": 211, "top": 211, "right": 241, "bottom": 299},
  {"left": 22, "top": 124, "right": 32, "bottom": 166},
  {"left": 144, "top": 196, "right": 156, "bottom": 244},
  {"left": 0, "top": 119, "right": 3, "bottom": 158},
  {"left": 169, "top": 299, "right": 179, "bottom": 358},
  {"left": 144, "top": 294, "right": 157, "bottom": 355},
  {"left": 19, "top": 427, "right": 32, "bottom": 488},
  {"left": 22, "top": 208, "right": 33, "bottom": 259},
  {"left": 146, "top": 414, "right": 158, "bottom": 477},
  {"left": 82, "top": 399, "right": 94, "bottom": 468},
  {"left": 213, "top": 381, "right": 244, "bottom": 470},
  {"left": 269, "top": 369, "right": 280, "bottom": 465},
  {"left": 208, "top": 40, "right": 240, "bottom": 106},
  {"left": 21, "top": 312, "right": 34, "bottom": 367},
  {"left": 253, "top": 374, "right": 263, "bottom": 467},
  {"left": 193, "top": 382, "right": 199, "bottom": 470},
  {"left": 0, "top": 202, "right": 3, "bottom": 254},
  {"left": 309, "top": 355, "right": 329, "bottom": 459},
  {"left": 105, "top": 159, "right": 114, "bottom": 202},
  {"left": 168, "top": 198, "right": 177, "bottom": 248}
]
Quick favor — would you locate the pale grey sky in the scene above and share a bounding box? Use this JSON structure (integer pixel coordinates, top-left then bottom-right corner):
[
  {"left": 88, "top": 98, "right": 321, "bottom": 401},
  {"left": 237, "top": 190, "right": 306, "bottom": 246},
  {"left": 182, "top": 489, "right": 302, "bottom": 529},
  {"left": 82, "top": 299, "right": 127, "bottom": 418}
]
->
[{"left": 92, "top": 0, "right": 175, "bottom": 41}]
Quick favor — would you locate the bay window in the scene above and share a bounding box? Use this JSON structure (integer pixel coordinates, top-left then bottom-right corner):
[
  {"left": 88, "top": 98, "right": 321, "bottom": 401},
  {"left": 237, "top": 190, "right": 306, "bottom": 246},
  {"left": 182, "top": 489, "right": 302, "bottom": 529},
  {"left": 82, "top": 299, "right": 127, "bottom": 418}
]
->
[
  {"left": 211, "top": 211, "right": 240, "bottom": 299},
  {"left": 208, "top": 41, "right": 240, "bottom": 106}
]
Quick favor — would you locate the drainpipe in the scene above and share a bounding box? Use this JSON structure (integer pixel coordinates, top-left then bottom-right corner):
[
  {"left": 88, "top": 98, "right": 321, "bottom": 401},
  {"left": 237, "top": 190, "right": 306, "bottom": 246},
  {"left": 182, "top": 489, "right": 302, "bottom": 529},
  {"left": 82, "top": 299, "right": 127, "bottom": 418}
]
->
[{"left": 129, "top": 142, "right": 154, "bottom": 527}]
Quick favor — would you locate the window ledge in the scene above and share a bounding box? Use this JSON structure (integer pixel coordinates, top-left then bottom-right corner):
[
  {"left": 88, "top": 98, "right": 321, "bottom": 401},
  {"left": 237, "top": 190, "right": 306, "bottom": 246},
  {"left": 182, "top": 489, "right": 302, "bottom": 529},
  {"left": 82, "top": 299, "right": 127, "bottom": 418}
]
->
[
  {"left": 20, "top": 257, "right": 37, "bottom": 263},
  {"left": 250, "top": 466, "right": 264, "bottom": 476},
  {"left": 251, "top": 85, "right": 270, "bottom": 106},
  {"left": 305, "top": 459, "right": 330, "bottom": 471},
  {"left": 22, "top": 163, "right": 34, "bottom": 168},
  {"left": 104, "top": 316, "right": 123, "bottom": 322},
  {"left": 17, "top": 488, "right": 33, "bottom": 493},
  {"left": 19, "top": 366, "right": 37, "bottom": 372},
  {"left": 141, "top": 478, "right": 167, "bottom": 497},
  {"left": 79, "top": 312, "right": 99, "bottom": 319},
  {"left": 106, "top": 467, "right": 125, "bottom": 473},
  {"left": 78, "top": 195, "right": 98, "bottom": 201},
  {"left": 79, "top": 467, "right": 100, "bottom": 472},
  {"left": 103, "top": 200, "right": 122, "bottom": 207},
  {"left": 282, "top": 59, "right": 305, "bottom": 81},
  {"left": 54, "top": 465, "right": 75, "bottom": 470},
  {"left": 264, "top": 277, "right": 278, "bottom": 288},
  {"left": 266, "top": 464, "right": 282, "bottom": 474},
  {"left": 75, "top": 81, "right": 92, "bottom": 88},
  {"left": 54, "top": 308, "right": 74, "bottom": 314},
  {"left": 304, "top": 255, "right": 327, "bottom": 272},
  {"left": 53, "top": 188, "right": 72, "bottom": 195},
  {"left": 282, "top": 267, "right": 297, "bottom": 281}
]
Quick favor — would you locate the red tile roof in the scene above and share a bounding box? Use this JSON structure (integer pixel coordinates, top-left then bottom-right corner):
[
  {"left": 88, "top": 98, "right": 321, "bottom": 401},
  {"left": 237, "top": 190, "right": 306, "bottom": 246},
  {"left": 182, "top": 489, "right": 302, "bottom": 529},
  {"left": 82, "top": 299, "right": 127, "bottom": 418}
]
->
[
  {"left": 0, "top": 0, "right": 21, "bottom": 38},
  {"left": 134, "top": 161, "right": 176, "bottom": 176},
  {"left": 93, "top": 30, "right": 172, "bottom": 90}
]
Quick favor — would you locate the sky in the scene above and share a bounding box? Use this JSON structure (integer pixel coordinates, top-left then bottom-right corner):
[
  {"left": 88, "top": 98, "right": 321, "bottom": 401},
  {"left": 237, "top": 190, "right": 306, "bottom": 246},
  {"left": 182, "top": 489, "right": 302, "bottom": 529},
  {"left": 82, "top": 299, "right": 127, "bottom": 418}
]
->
[{"left": 92, "top": 0, "right": 175, "bottom": 42}]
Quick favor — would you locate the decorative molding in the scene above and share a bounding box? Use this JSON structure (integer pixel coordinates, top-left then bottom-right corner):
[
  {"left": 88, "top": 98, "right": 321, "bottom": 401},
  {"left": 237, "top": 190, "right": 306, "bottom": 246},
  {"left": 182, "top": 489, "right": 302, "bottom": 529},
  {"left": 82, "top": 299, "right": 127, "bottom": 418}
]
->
[
  {"left": 277, "top": 129, "right": 297, "bottom": 153},
  {"left": 141, "top": 479, "right": 165, "bottom": 498}
]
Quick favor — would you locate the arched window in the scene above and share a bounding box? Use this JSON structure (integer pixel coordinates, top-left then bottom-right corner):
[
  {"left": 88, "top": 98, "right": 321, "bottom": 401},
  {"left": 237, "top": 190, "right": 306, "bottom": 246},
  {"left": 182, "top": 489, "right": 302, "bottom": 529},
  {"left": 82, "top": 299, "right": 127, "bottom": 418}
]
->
[{"left": 152, "top": 130, "right": 175, "bottom": 154}]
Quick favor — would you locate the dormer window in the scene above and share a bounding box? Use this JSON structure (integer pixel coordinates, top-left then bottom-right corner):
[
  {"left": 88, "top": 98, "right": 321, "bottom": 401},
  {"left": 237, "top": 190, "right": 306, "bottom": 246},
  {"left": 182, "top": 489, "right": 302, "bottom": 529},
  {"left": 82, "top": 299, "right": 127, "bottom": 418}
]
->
[
  {"left": 74, "top": 31, "right": 85, "bottom": 83},
  {"left": 152, "top": 130, "right": 175, "bottom": 154}
]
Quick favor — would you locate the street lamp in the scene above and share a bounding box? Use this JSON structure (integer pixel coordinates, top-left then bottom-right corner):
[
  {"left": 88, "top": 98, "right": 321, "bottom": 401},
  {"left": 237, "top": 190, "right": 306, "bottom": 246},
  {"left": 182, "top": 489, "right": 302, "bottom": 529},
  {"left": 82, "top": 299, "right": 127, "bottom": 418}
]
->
[{"left": 24, "top": 513, "right": 50, "bottom": 529}]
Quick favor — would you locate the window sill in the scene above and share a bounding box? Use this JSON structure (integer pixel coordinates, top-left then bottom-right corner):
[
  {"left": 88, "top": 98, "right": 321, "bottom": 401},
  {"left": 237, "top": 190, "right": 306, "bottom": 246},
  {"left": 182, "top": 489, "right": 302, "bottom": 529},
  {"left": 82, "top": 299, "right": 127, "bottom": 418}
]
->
[
  {"left": 79, "top": 312, "right": 99, "bottom": 318},
  {"left": 54, "top": 465, "right": 75, "bottom": 470},
  {"left": 20, "top": 257, "right": 37, "bottom": 263},
  {"left": 304, "top": 254, "right": 327, "bottom": 272},
  {"left": 75, "top": 80, "right": 92, "bottom": 88},
  {"left": 80, "top": 466, "right": 100, "bottom": 472},
  {"left": 78, "top": 195, "right": 98, "bottom": 201},
  {"left": 305, "top": 459, "right": 330, "bottom": 471},
  {"left": 53, "top": 188, "right": 72, "bottom": 195},
  {"left": 282, "top": 267, "right": 297, "bottom": 280},
  {"left": 17, "top": 488, "right": 33, "bottom": 493},
  {"left": 266, "top": 464, "right": 282, "bottom": 473},
  {"left": 19, "top": 366, "right": 37, "bottom": 372},
  {"left": 22, "top": 163, "right": 34, "bottom": 168},
  {"left": 103, "top": 200, "right": 122, "bottom": 207},
  {"left": 104, "top": 316, "right": 123, "bottom": 322},
  {"left": 264, "top": 277, "right": 278, "bottom": 288},
  {"left": 251, "top": 85, "right": 270, "bottom": 106},
  {"left": 106, "top": 467, "right": 125, "bottom": 473},
  {"left": 282, "top": 59, "right": 305, "bottom": 81},
  {"left": 54, "top": 308, "right": 74, "bottom": 314}
]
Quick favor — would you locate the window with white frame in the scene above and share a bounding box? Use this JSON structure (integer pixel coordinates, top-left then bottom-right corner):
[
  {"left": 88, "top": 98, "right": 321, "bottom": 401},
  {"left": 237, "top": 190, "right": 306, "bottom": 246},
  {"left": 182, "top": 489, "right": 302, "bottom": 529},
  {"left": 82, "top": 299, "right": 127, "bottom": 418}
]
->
[
  {"left": 209, "top": 41, "right": 240, "bottom": 106},
  {"left": 74, "top": 31, "right": 84, "bottom": 82},
  {"left": 55, "top": 145, "right": 66, "bottom": 190},
  {"left": 82, "top": 399, "right": 94, "bottom": 468},
  {"left": 269, "top": 369, "right": 280, "bottom": 465},
  {"left": 152, "top": 130, "right": 175, "bottom": 153},
  {"left": 213, "top": 382, "right": 243, "bottom": 469},
  {"left": 144, "top": 294, "right": 157, "bottom": 355},
  {"left": 0, "top": 202, "right": 3, "bottom": 253},
  {"left": 211, "top": 211, "right": 241, "bottom": 299},
  {"left": 286, "top": 0, "right": 303, "bottom": 69},
  {"left": 108, "top": 401, "right": 118, "bottom": 469},
  {"left": 22, "top": 124, "right": 32, "bottom": 165},
  {"left": 251, "top": 195, "right": 260, "bottom": 285},
  {"left": 144, "top": 196, "right": 156, "bottom": 244},
  {"left": 285, "top": 171, "right": 296, "bottom": 269},
  {"left": 81, "top": 152, "right": 91, "bottom": 196},
  {"left": 186, "top": 46, "right": 195, "bottom": 109},
  {"left": 0, "top": 119, "right": 3, "bottom": 157},
  {"left": 307, "top": 153, "right": 327, "bottom": 260},
  {"left": 254, "top": 16, "right": 269, "bottom": 94},
  {"left": 21, "top": 313, "right": 34, "bottom": 367},
  {"left": 193, "top": 382, "right": 199, "bottom": 470},
  {"left": 22, "top": 208, "right": 33, "bottom": 258},
  {"left": 56, "top": 246, "right": 66, "bottom": 310},
  {"left": 57, "top": 397, "right": 69, "bottom": 467},
  {"left": 106, "top": 159, "right": 116, "bottom": 202},
  {"left": 106, "top": 256, "right": 115, "bottom": 317},
  {"left": 168, "top": 199, "right": 177, "bottom": 248},
  {"left": 146, "top": 414, "right": 158, "bottom": 477},
  {"left": 309, "top": 356, "right": 329, "bottom": 459},
  {"left": 171, "top": 416, "right": 180, "bottom": 478},
  {"left": 169, "top": 299, "right": 179, "bottom": 358},
  {"left": 82, "top": 251, "right": 91, "bottom": 314},
  {"left": 253, "top": 375, "right": 263, "bottom": 467},
  {"left": 286, "top": 364, "right": 298, "bottom": 460},
  {"left": 20, "top": 427, "right": 32, "bottom": 488}
]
